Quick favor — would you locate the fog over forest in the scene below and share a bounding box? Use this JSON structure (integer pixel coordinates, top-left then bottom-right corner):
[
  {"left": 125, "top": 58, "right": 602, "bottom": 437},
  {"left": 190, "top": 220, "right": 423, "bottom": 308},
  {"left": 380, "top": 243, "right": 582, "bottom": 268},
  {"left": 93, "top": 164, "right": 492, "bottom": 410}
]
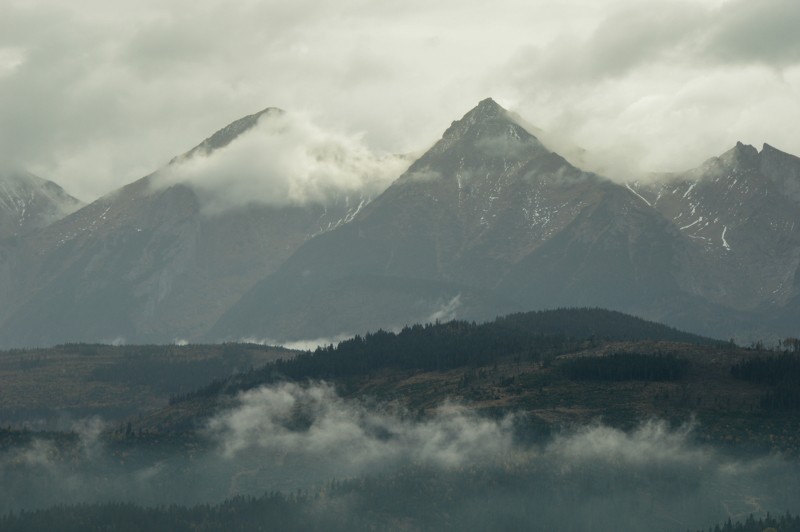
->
[{"left": 2, "top": 382, "right": 799, "bottom": 530}]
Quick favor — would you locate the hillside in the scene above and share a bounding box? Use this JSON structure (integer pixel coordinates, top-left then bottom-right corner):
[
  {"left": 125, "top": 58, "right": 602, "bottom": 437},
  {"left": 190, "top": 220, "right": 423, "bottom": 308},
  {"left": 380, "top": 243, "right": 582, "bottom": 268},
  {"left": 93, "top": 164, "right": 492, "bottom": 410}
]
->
[
  {"left": 0, "top": 109, "right": 375, "bottom": 347},
  {"left": 0, "top": 343, "right": 293, "bottom": 426},
  {"left": 212, "top": 99, "right": 711, "bottom": 342},
  {"left": 629, "top": 142, "right": 800, "bottom": 334},
  {"left": 126, "top": 309, "right": 799, "bottom": 453},
  {"left": 2, "top": 310, "right": 799, "bottom": 531}
]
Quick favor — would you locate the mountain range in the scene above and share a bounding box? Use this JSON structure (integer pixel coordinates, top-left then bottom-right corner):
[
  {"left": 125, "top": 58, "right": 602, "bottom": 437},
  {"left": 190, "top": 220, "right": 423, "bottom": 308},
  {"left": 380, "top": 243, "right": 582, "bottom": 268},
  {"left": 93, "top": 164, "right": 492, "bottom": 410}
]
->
[{"left": 0, "top": 98, "right": 797, "bottom": 347}]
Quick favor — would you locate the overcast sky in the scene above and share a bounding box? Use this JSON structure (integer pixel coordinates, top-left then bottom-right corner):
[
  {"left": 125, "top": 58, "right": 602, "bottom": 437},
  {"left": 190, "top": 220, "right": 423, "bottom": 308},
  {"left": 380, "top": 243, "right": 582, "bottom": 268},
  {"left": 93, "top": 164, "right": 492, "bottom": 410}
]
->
[{"left": 1, "top": 0, "right": 799, "bottom": 201}]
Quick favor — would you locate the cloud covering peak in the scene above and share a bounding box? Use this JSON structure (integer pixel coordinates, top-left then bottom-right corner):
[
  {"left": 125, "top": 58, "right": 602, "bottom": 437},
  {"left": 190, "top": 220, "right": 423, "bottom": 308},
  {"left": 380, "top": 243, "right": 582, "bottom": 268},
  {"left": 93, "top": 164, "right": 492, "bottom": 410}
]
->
[{"left": 153, "top": 110, "right": 410, "bottom": 212}]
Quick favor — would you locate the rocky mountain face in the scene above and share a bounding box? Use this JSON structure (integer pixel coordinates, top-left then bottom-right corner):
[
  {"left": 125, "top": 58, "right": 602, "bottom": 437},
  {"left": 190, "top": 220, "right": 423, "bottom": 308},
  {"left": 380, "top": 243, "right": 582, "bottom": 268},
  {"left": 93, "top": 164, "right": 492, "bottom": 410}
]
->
[
  {"left": 629, "top": 142, "right": 800, "bottom": 313},
  {"left": 0, "top": 109, "right": 371, "bottom": 347},
  {"left": 0, "top": 99, "right": 797, "bottom": 347},
  {"left": 0, "top": 170, "right": 83, "bottom": 239},
  {"left": 211, "top": 99, "right": 719, "bottom": 342}
]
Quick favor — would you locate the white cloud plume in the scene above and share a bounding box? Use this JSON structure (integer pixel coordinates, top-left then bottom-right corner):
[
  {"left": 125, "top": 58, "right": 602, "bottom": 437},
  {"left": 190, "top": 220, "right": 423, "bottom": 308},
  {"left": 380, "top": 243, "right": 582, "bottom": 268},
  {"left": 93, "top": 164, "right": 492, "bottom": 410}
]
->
[
  {"left": 153, "top": 111, "right": 409, "bottom": 212},
  {"left": 551, "top": 418, "right": 708, "bottom": 467},
  {"left": 206, "top": 381, "right": 514, "bottom": 470},
  {"left": 424, "top": 295, "right": 463, "bottom": 324}
]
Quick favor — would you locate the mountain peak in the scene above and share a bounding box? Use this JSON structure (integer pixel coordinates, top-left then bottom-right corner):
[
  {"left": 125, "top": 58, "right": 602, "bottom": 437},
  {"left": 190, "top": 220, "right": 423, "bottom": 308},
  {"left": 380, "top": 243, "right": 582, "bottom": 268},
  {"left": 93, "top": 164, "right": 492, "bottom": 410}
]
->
[
  {"left": 175, "top": 107, "right": 284, "bottom": 163},
  {"left": 459, "top": 97, "right": 509, "bottom": 123},
  {"left": 718, "top": 141, "right": 759, "bottom": 168},
  {"left": 0, "top": 169, "right": 84, "bottom": 238},
  {"left": 431, "top": 98, "right": 539, "bottom": 155},
  {"left": 198, "top": 106, "right": 283, "bottom": 153},
  {"left": 757, "top": 142, "right": 800, "bottom": 202},
  {"left": 474, "top": 96, "right": 504, "bottom": 112},
  {"left": 759, "top": 143, "right": 799, "bottom": 163},
  {"left": 759, "top": 142, "right": 787, "bottom": 162}
]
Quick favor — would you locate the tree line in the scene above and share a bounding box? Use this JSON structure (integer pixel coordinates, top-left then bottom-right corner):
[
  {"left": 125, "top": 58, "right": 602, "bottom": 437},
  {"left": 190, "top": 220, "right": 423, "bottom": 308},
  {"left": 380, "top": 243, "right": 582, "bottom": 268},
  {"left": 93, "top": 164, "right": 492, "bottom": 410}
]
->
[
  {"left": 176, "top": 308, "right": 710, "bottom": 402},
  {"left": 731, "top": 353, "right": 800, "bottom": 411},
  {"left": 561, "top": 352, "right": 690, "bottom": 381}
]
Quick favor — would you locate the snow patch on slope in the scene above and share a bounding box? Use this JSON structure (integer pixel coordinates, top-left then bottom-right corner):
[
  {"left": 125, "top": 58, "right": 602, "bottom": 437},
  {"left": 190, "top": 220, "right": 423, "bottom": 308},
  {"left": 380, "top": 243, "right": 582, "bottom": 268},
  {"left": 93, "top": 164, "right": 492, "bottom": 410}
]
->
[
  {"left": 721, "top": 225, "right": 731, "bottom": 251},
  {"left": 625, "top": 182, "right": 651, "bottom": 207}
]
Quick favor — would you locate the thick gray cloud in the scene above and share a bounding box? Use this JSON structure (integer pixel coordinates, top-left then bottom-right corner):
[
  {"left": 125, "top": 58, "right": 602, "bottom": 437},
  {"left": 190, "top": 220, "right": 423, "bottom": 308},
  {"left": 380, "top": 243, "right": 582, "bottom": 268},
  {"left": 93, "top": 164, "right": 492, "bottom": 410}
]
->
[
  {"left": 0, "top": 0, "right": 798, "bottom": 200},
  {"left": 705, "top": 0, "right": 800, "bottom": 66},
  {"left": 522, "top": 2, "right": 707, "bottom": 84}
]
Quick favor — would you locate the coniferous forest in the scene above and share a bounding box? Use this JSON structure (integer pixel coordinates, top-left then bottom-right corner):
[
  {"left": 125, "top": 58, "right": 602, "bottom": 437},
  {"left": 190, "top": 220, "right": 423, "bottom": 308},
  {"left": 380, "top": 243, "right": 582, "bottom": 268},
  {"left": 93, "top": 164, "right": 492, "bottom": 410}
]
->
[{"left": 1, "top": 309, "right": 799, "bottom": 531}]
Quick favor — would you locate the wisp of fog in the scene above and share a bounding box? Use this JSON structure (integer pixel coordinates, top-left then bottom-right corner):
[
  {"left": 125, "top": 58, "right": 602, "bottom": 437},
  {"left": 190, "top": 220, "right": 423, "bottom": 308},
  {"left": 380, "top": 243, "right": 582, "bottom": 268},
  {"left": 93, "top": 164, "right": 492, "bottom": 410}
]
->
[{"left": 1, "top": 381, "right": 798, "bottom": 530}]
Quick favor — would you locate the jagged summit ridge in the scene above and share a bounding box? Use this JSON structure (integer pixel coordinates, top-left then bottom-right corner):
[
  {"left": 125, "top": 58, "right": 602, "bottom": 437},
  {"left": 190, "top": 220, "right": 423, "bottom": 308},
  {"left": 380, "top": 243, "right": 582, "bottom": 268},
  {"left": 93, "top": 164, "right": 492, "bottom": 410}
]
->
[
  {"left": 715, "top": 141, "right": 759, "bottom": 169},
  {"left": 696, "top": 142, "right": 800, "bottom": 204},
  {"left": 627, "top": 139, "right": 800, "bottom": 312},
  {"left": 714, "top": 141, "right": 800, "bottom": 169}
]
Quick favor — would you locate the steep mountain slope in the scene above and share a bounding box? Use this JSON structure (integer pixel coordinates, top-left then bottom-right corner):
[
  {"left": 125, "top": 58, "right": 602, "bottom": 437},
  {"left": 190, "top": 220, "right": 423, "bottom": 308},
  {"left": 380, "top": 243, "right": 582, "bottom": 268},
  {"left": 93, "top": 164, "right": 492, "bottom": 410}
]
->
[
  {"left": 499, "top": 186, "right": 689, "bottom": 308},
  {"left": 212, "top": 99, "right": 704, "bottom": 342},
  {"left": 2, "top": 99, "right": 796, "bottom": 346},
  {"left": 0, "top": 109, "right": 374, "bottom": 347},
  {"left": 628, "top": 142, "right": 800, "bottom": 333},
  {"left": 0, "top": 170, "right": 83, "bottom": 239}
]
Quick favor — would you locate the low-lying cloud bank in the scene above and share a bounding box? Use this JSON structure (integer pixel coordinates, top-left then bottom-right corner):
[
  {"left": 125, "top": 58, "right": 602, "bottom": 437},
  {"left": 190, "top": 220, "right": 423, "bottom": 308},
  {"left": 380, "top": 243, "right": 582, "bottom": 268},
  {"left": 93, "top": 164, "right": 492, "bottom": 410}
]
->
[
  {"left": 1, "top": 382, "right": 799, "bottom": 530},
  {"left": 207, "top": 382, "right": 515, "bottom": 471},
  {"left": 153, "top": 111, "right": 410, "bottom": 213}
]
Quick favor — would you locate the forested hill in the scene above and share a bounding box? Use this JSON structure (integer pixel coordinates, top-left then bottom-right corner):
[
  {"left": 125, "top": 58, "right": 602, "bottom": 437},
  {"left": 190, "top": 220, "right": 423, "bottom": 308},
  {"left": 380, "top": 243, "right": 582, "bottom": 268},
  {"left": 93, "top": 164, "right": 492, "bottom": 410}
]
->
[
  {"left": 183, "top": 308, "right": 717, "bottom": 401},
  {"left": 487, "top": 308, "right": 717, "bottom": 343}
]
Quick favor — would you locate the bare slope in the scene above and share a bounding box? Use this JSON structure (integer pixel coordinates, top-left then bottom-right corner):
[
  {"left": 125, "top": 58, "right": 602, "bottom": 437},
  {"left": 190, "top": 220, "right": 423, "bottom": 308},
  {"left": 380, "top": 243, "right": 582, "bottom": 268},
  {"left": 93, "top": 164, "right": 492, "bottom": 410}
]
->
[
  {"left": 212, "top": 99, "right": 711, "bottom": 342},
  {"left": 0, "top": 110, "right": 372, "bottom": 347}
]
